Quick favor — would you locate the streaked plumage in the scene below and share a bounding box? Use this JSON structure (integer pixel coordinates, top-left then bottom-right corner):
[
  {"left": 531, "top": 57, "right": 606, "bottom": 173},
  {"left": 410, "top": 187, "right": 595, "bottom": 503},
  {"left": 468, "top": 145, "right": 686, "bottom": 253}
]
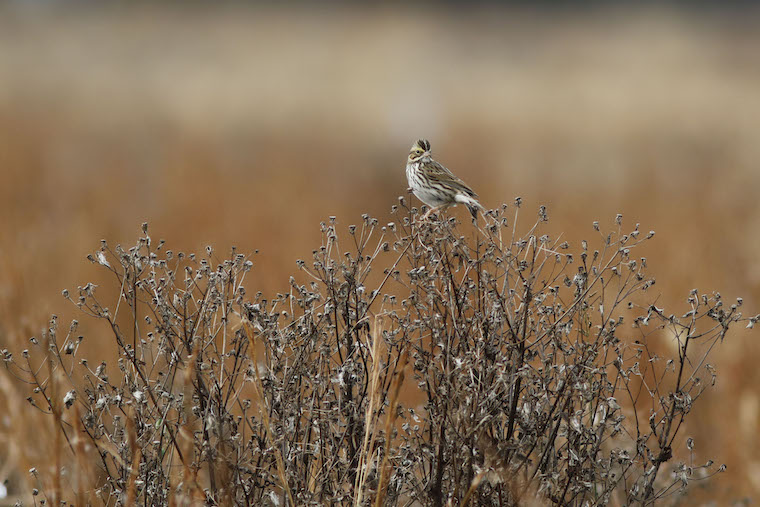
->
[{"left": 405, "top": 139, "right": 483, "bottom": 219}]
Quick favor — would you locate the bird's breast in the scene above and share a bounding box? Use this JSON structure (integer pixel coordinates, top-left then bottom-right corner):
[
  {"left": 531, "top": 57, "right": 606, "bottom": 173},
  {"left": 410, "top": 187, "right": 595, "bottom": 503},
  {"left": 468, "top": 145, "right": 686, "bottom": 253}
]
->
[{"left": 405, "top": 162, "right": 417, "bottom": 184}]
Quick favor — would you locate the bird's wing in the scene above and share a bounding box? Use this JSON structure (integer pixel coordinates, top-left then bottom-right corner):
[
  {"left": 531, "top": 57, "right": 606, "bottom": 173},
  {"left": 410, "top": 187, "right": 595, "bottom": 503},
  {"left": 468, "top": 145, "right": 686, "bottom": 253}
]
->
[{"left": 427, "top": 160, "right": 479, "bottom": 198}]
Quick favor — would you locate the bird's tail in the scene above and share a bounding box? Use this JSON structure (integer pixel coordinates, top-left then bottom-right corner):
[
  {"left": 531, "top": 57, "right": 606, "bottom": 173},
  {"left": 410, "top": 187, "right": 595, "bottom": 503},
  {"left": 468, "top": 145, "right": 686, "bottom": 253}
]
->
[{"left": 456, "top": 193, "right": 484, "bottom": 220}]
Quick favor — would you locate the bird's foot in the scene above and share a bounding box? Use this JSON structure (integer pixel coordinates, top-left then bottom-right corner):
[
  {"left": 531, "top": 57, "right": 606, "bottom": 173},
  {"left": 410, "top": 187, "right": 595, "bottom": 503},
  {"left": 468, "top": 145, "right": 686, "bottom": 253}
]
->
[{"left": 420, "top": 207, "right": 441, "bottom": 221}]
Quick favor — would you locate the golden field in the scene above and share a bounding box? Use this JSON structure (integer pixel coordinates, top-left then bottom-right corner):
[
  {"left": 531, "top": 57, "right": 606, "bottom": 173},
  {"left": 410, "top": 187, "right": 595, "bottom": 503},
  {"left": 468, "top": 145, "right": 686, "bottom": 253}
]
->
[{"left": 1, "top": 3, "right": 760, "bottom": 503}]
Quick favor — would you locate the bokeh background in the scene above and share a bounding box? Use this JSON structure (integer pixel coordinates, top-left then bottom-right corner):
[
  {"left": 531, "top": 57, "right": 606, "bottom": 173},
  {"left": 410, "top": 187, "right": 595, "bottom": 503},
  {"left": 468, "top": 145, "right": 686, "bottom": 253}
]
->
[{"left": 1, "top": 2, "right": 760, "bottom": 503}]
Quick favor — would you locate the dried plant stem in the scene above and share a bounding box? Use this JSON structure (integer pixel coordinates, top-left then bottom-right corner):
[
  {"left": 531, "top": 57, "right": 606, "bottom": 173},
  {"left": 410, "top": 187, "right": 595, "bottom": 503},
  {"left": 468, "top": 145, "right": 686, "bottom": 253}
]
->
[
  {"left": 126, "top": 407, "right": 142, "bottom": 505},
  {"left": 354, "top": 316, "right": 385, "bottom": 506},
  {"left": 374, "top": 349, "right": 408, "bottom": 507}
]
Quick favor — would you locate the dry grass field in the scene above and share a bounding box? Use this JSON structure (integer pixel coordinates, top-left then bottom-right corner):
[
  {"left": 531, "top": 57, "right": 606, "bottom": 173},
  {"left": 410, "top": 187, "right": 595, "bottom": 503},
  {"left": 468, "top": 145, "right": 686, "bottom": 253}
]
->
[{"left": 1, "top": 3, "right": 760, "bottom": 503}]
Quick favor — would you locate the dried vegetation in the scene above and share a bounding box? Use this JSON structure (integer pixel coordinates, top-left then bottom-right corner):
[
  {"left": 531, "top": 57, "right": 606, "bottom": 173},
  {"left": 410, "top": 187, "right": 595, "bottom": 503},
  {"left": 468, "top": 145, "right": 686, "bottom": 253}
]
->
[{"left": 4, "top": 198, "right": 748, "bottom": 505}]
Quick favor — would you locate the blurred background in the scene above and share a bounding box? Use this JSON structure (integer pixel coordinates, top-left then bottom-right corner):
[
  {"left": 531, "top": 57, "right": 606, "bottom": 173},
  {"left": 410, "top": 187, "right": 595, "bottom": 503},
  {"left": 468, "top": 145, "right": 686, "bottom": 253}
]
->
[{"left": 1, "top": 1, "right": 760, "bottom": 503}]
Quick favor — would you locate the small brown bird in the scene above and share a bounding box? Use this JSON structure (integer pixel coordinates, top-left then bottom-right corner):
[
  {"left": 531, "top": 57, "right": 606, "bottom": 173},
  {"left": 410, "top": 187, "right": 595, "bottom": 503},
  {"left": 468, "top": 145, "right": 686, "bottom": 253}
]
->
[{"left": 405, "top": 139, "right": 484, "bottom": 220}]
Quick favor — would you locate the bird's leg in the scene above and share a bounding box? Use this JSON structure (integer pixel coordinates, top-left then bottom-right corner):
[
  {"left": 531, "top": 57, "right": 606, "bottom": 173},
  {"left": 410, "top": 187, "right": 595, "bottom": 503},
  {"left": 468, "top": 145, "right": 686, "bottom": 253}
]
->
[{"left": 421, "top": 206, "right": 441, "bottom": 220}]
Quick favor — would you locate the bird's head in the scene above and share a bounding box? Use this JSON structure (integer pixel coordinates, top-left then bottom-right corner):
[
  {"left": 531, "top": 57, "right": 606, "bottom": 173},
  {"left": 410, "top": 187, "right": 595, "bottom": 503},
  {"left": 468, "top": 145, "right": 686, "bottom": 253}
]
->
[{"left": 408, "top": 139, "right": 431, "bottom": 163}]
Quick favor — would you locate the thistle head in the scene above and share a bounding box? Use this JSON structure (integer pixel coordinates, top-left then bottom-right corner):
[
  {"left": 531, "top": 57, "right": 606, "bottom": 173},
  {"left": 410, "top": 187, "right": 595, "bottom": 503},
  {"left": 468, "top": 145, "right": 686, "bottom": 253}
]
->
[{"left": 408, "top": 139, "right": 431, "bottom": 162}]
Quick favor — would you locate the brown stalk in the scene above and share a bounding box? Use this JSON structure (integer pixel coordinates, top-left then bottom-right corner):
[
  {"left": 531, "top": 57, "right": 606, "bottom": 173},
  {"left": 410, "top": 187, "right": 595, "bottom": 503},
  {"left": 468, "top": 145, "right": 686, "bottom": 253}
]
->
[
  {"left": 126, "top": 406, "right": 142, "bottom": 505},
  {"left": 374, "top": 348, "right": 408, "bottom": 507}
]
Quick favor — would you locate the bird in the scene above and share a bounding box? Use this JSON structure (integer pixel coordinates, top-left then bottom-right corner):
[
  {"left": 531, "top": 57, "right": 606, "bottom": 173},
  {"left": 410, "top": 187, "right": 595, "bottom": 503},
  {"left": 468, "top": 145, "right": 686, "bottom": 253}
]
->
[{"left": 405, "top": 139, "right": 484, "bottom": 220}]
